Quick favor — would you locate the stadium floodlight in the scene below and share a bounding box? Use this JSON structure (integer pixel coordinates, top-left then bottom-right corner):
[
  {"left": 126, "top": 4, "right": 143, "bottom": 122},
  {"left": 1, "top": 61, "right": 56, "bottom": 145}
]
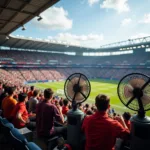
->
[
  {"left": 22, "top": 25, "right": 26, "bottom": 31},
  {"left": 37, "top": 16, "right": 43, "bottom": 21}
]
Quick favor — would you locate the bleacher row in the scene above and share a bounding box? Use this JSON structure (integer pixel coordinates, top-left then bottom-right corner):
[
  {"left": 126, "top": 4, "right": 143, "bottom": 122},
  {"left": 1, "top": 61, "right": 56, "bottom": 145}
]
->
[
  {"left": 0, "top": 116, "right": 41, "bottom": 150},
  {"left": 0, "top": 68, "right": 149, "bottom": 86}
]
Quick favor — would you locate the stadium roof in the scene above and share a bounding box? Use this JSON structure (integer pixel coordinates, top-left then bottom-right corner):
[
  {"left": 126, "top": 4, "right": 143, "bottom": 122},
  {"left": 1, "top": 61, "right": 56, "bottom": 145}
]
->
[
  {"left": 0, "top": 35, "right": 150, "bottom": 53},
  {"left": 0, "top": 0, "right": 149, "bottom": 52},
  {"left": 0, "top": 0, "right": 59, "bottom": 35}
]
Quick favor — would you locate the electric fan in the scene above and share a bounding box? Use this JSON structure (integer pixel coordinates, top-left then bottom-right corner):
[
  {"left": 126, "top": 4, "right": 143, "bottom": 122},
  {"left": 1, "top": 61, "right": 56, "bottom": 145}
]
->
[
  {"left": 64, "top": 73, "right": 91, "bottom": 109},
  {"left": 117, "top": 73, "right": 150, "bottom": 150},
  {"left": 64, "top": 73, "right": 91, "bottom": 150}
]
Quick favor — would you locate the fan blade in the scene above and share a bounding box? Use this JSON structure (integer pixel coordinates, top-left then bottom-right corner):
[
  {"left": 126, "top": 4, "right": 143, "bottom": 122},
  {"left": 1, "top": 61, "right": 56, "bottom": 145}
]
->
[
  {"left": 77, "top": 74, "right": 82, "bottom": 85},
  {"left": 124, "top": 84, "right": 134, "bottom": 99},
  {"left": 141, "top": 94, "right": 150, "bottom": 105},
  {"left": 79, "top": 91, "right": 87, "bottom": 99},
  {"left": 68, "top": 78, "right": 74, "bottom": 85},
  {"left": 141, "top": 79, "right": 150, "bottom": 90},
  {"left": 126, "top": 96, "right": 136, "bottom": 107}
]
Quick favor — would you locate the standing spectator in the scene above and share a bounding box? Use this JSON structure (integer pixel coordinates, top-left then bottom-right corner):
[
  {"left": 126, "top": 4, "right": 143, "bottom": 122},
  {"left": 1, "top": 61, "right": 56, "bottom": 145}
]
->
[
  {"left": 28, "top": 90, "right": 39, "bottom": 113},
  {"left": 123, "top": 112, "right": 131, "bottom": 130},
  {"left": 82, "top": 94, "right": 130, "bottom": 150},
  {"left": 11, "top": 93, "right": 36, "bottom": 130},
  {"left": 28, "top": 86, "right": 35, "bottom": 99},
  {"left": 36, "top": 88, "right": 66, "bottom": 138},
  {"left": 62, "top": 99, "right": 69, "bottom": 116},
  {"left": 2, "top": 87, "right": 17, "bottom": 121}
]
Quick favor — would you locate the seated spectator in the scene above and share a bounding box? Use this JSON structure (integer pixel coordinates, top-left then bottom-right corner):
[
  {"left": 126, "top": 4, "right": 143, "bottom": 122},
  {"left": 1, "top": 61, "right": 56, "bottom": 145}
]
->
[
  {"left": 28, "top": 86, "right": 35, "bottom": 99},
  {"left": 0, "top": 82, "right": 3, "bottom": 95},
  {"left": 11, "top": 93, "right": 36, "bottom": 130},
  {"left": 0, "top": 84, "right": 8, "bottom": 109},
  {"left": 2, "top": 87, "right": 17, "bottom": 121},
  {"left": 82, "top": 94, "right": 130, "bottom": 150},
  {"left": 86, "top": 109, "right": 94, "bottom": 115},
  {"left": 78, "top": 103, "right": 84, "bottom": 112},
  {"left": 84, "top": 104, "right": 90, "bottom": 114},
  {"left": 36, "top": 88, "right": 66, "bottom": 138},
  {"left": 62, "top": 99, "right": 69, "bottom": 116},
  {"left": 28, "top": 90, "right": 39, "bottom": 113},
  {"left": 91, "top": 106, "right": 97, "bottom": 113},
  {"left": 123, "top": 112, "right": 131, "bottom": 130}
]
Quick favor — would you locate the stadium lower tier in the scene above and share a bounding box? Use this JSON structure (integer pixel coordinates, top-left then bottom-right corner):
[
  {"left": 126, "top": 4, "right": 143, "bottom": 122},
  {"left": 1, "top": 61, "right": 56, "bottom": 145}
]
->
[{"left": 0, "top": 68, "right": 149, "bottom": 86}]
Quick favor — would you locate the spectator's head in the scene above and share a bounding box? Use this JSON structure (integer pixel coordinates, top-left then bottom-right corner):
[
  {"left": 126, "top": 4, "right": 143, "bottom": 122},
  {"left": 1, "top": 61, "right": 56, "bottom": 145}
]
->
[
  {"left": 123, "top": 112, "right": 131, "bottom": 121},
  {"left": 44, "top": 88, "right": 54, "bottom": 100},
  {"left": 18, "top": 93, "right": 28, "bottom": 103},
  {"left": 33, "top": 90, "right": 39, "bottom": 97},
  {"left": 59, "top": 100, "right": 63, "bottom": 107},
  {"left": 113, "top": 113, "right": 117, "bottom": 117},
  {"left": 91, "top": 106, "right": 97, "bottom": 113},
  {"left": 85, "top": 103, "right": 89, "bottom": 109},
  {"left": 30, "top": 86, "right": 35, "bottom": 91},
  {"left": 86, "top": 110, "right": 94, "bottom": 115},
  {"left": 7, "top": 87, "right": 16, "bottom": 96},
  {"left": 95, "top": 94, "right": 110, "bottom": 111},
  {"left": 63, "top": 99, "right": 69, "bottom": 106}
]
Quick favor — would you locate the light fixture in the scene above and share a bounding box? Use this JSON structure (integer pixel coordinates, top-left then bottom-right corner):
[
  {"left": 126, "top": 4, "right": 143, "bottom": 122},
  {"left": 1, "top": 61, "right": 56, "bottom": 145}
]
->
[
  {"left": 37, "top": 16, "right": 43, "bottom": 21},
  {"left": 6, "top": 35, "right": 9, "bottom": 40},
  {"left": 22, "top": 25, "right": 26, "bottom": 31}
]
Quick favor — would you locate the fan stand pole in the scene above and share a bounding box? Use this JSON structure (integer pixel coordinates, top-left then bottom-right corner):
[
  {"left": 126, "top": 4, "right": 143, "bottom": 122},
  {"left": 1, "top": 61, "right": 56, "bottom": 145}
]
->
[
  {"left": 72, "top": 100, "right": 77, "bottom": 111},
  {"left": 137, "top": 98, "right": 145, "bottom": 118}
]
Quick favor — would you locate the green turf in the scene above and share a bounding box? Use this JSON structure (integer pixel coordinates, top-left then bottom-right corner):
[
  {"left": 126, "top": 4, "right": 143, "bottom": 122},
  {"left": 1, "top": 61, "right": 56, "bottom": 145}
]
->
[{"left": 30, "top": 79, "right": 150, "bottom": 116}]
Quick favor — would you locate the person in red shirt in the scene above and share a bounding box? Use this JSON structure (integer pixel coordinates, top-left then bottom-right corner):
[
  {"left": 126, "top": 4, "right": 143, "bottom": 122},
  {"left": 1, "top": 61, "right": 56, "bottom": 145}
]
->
[
  {"left": 11, "top": 93, "right": 36, "bottom": 130},
  {"left": 28, "top": 86, "right": 35, "bottom": 99},
  {"left": 82, "top": 94, "right": 130, "bottom": 150},
  {"left": 62, "top": 99, "right": 69, "bottom": 116}
]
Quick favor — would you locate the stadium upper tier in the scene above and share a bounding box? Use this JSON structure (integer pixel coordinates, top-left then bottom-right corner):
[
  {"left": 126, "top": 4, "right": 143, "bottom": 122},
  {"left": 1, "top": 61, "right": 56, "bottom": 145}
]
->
[{"left": 0, "top": 50, "right": 150, "bottom": 65}]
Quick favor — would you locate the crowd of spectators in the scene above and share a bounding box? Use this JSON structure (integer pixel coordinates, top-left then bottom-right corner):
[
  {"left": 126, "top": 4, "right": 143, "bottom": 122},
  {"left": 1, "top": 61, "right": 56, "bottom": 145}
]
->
[
  {"left": 0, "top": 50, "right": 150, "bottom": 65},
  {"left": 0, "top": 68, "right": 149, "bottom": 86},
  {"left": 0, "top": 82, "right": 131, "bottom": 150}
]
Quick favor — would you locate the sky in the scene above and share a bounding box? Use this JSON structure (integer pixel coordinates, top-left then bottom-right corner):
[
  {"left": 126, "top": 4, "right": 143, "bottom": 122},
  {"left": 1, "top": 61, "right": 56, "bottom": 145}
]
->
[{"left": 12, "top": 0, "right": 150, "bottom": 48}]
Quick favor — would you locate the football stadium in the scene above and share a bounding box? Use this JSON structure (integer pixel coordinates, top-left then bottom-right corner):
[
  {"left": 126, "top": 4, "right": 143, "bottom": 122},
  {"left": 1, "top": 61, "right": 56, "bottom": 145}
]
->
[{"left": 0, "top": 0, "right": 150, "bottom": 150}]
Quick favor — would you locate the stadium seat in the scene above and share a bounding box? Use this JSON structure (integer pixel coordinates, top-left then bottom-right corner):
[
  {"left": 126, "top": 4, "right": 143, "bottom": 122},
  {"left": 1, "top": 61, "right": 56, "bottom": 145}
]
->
[
  {"left": 25, "top": 142, "right": 42, "bottom": 150},
  {"left": 0, "top": 118, "right": 14, "bottom": 135},
  {"left": 9, "top": 128, "right": 28, "bottom": 150}
]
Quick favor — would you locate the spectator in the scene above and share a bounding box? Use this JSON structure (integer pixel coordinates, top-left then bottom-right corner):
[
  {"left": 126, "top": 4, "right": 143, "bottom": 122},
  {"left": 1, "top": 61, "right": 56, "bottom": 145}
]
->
[
  {"left": 84, "top": 104, "right": 90, "bottom": 114},
  {"left": 11, "top": 93, "right": 36, "bottom": 130},
  {"left": 2, "top": 87, "right": 17, "bottom": 121},
  {"left": 36, "top": 88, "right": 66, "bottom": 138},
  {"left": 62, "top": 99, "right": 69, "bottom": 116},
  {"left": 82, "top": 94, "right": 130, "bottom": 150},
  {"left": 0, "top": 82, "right": 3, "bottom": 95},
  {"left": 91, "top": 106, "right": 97, "bottom": 113},
  {"left": 78, "top": 103, "right": 84, "bottom": 112},
  {"left": 28, "top": 90, "right": 39, "bottom": 113},
  {"left": 28, "top": 86, "right": 35, "bottom": 99},
  {"left": 123, "top": 112, "right": 131, "bottom": 130},
  {"left": 0, "top": 85, "right": 8, "bottom": 109},
  {"left": 86, "top": 109, "right": 94, "bottom": 115}
]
